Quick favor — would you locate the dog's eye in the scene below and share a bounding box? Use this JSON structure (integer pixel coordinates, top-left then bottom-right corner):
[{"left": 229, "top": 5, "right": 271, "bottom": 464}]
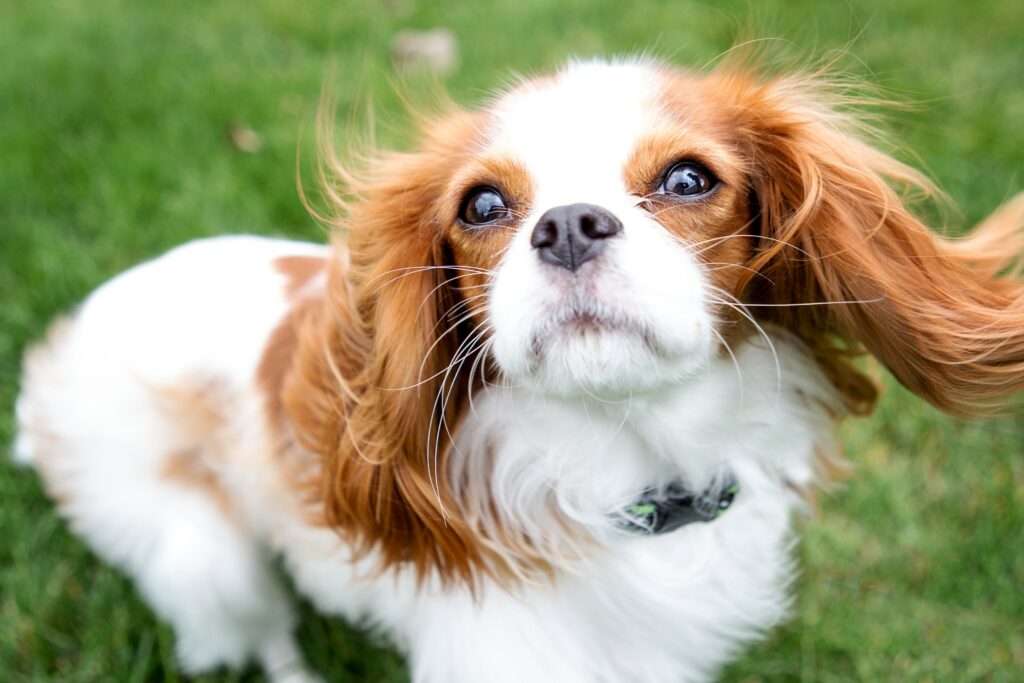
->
[
  {"left": 660, "top": 162, "right": 715, "bottom": 197},
  {"left": 459, "top": 187, "right": 509, "bottom": 226}
]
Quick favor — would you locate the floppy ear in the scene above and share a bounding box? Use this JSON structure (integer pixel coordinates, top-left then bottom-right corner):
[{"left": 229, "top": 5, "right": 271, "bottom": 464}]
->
[
  {"left": 728, "top": 72, "right": 1024, "bottom": 416},
  {"left": 282, "top": 114, "right": 495, "bottom": 584}
]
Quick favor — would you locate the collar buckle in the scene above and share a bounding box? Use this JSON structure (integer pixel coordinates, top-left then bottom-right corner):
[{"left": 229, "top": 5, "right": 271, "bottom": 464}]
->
[{"left": 620, "top": 472, "right": 739, "bottom": 535}]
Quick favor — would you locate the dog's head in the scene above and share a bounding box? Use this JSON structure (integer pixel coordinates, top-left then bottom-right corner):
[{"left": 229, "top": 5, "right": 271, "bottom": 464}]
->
[{"left": 286, "top": 59, "right": 1024, "bottom": 583}]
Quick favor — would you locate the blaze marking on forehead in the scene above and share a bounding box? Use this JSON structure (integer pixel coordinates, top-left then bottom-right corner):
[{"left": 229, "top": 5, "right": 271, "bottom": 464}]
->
[{"left": 485, "top": 61, "right": 667, "bottom": 207}]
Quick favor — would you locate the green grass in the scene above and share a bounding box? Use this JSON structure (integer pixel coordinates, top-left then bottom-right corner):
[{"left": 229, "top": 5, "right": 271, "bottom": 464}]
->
[{"left": 2, "top": 0, "right": 1022, "bottom": 680}]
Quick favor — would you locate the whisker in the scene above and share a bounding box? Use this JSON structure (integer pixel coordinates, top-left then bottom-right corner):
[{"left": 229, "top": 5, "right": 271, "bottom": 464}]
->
[
  {"left": 577, "top": 381, "right": 633, "bottom": 406},
  {"left": 735, "top": 297, "right": 885, "bottom": 308},
  {"left": 424, "top": 324, "right": 484, "bottom": 516},
  {"left": 426, "top": 324, "right": 492, "bottom": 513},
  {"left": 466, "top": 335, "right": 496, "bottom": 418},
  {"left": 373, "top": 265, "right": 493, "bottom": 293},
  {"left": 601, "top": 389, "right": 634, "bottom": 451},
  {"left": 711, "top": 327, "right": 745, "bottom": 409},
  {"left": 374, "top": 304, "right": 492, "bottom": 391},
  {"left": 415, "top": 272, "right": 491, "bottom": 319},
  {"left": 435, "top": 293, "right": 491, "bottom": 333},
  {"left": 706, "top": 286, "right": 783, "bottom": 403},
  {"left": 696, "top": 233, "right": 813, "bottom": 259},
  {"left": 700, "top": 261, "right": 774, "bottom": 283},
  {"left": 372, "top": 264, "right": 494, "bottom": 284},
  {"left": 417, "top": 305, "right": 492, "bottom": 385}
]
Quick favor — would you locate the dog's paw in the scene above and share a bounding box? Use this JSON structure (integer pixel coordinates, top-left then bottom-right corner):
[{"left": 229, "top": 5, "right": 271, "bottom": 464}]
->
[{"left": 270, "top": 668, "right": 326, "bottom": 683}]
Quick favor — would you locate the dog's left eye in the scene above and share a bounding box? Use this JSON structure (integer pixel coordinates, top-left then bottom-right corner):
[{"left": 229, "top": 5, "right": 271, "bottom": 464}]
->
[
  {"left": 659, "top": 162, "right": 716, "bottom": 197},
  {"left": 459, "top": 187, "right": 509, "bottom": 226}
]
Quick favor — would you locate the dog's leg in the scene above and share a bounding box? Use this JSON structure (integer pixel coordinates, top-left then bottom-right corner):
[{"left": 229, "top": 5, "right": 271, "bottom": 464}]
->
[
  {"left": 17, "top": 373, "right": 321, "bottom": 679},
  {"left": 14, "top": 238, "right": 335, "bottom": 680},
  {"left": 257, "top": 631, "right": 326, "bottom": 683},
  {"left": 124, "top": 488, "right": 310, "bottom": 679}
]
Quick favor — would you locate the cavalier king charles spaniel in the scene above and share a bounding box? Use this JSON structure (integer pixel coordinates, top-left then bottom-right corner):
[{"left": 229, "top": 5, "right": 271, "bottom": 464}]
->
[{"left": 15, "top": 58, "right": 1024, "bottom": 682}]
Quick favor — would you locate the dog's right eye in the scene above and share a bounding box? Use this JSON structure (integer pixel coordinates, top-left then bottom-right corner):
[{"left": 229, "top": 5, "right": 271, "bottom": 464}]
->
[
  {"left": 659, "top": 161, "right": 716, "bottom": 198},
  {"left": 459, "top": 187, "right": 509, "bottom": 226}
]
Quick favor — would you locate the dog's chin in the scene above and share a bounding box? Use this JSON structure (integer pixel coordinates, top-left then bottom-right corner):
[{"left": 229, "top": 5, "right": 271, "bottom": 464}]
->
[{"left": 507, "top": 317, "right": 713, "bottom": 399}]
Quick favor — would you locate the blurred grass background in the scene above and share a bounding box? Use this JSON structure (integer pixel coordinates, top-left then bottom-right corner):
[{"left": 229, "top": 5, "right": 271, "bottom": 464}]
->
[{"left": 1, "top": 0, "right": 1022, "bottom": 681}]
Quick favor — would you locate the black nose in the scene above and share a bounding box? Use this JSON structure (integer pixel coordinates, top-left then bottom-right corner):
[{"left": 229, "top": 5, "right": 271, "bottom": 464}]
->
[{"left": 530, "top": 203, "right": 623, "bottom": 272}]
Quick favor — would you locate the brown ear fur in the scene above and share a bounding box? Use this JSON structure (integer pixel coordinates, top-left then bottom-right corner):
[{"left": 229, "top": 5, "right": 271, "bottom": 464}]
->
[
  {"left": 281, "top": 112, "right": 497, "bottom": 585},
  {"left": 719, "top": 70, "right": 1024, "bottom": 415}
]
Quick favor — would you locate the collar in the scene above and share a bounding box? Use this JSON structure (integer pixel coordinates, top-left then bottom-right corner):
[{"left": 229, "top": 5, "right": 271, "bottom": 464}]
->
[{"left": 619, "top": 472, "right": 739, "bottom": 535}]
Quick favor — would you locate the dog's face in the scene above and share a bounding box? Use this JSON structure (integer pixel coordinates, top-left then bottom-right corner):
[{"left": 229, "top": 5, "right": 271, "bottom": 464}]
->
[
  {"left": 300, "top": 58, "right": 1024, "bottom": 582},
  {"left": 440, "top": 62, "right": 754, "bottom": 397}
]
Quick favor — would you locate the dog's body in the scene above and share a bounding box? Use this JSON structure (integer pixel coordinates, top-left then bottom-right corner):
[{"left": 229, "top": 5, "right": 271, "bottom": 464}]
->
[
  {"left": 15, "top": 59, "right": 1024, "bottom": 682},
  {"left": 16, "top": 234, "right": 836, "bottom": 681}
]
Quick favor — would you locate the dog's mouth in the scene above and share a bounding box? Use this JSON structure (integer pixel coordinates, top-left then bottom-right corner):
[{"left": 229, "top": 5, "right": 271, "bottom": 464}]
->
[
  {"left": 563, "top": 310, "right": 615, "bottom": 331},
  {"left": 556, "top": 305, "right": 633, "bottom": 335},
  {"left": 528, "top": 303, "right": 660, "bottom": 361}
]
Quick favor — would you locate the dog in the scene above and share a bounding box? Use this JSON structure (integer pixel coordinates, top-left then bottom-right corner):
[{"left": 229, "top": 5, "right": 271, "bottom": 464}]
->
[{"left": 15, "top": 57, "right": 1024, "bottom": 682}]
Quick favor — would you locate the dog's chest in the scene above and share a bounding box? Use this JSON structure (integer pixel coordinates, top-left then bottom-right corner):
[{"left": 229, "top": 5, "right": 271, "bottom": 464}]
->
[{"left": 274, "top": 344, "right": 837, "bottom": 682}]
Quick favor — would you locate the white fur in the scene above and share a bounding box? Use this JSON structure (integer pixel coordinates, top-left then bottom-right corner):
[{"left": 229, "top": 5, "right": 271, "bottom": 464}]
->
[
  {"left": 488, "top": 60, "right": 718, "bottom": 396},
  {"left": 15, "top": 61, "right": 845, "bottom": 682}
]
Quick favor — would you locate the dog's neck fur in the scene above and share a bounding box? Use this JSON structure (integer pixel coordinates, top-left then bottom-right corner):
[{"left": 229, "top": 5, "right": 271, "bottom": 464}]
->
[{"left": 432, "top": 326, "right": 846, "bottom": 579}]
